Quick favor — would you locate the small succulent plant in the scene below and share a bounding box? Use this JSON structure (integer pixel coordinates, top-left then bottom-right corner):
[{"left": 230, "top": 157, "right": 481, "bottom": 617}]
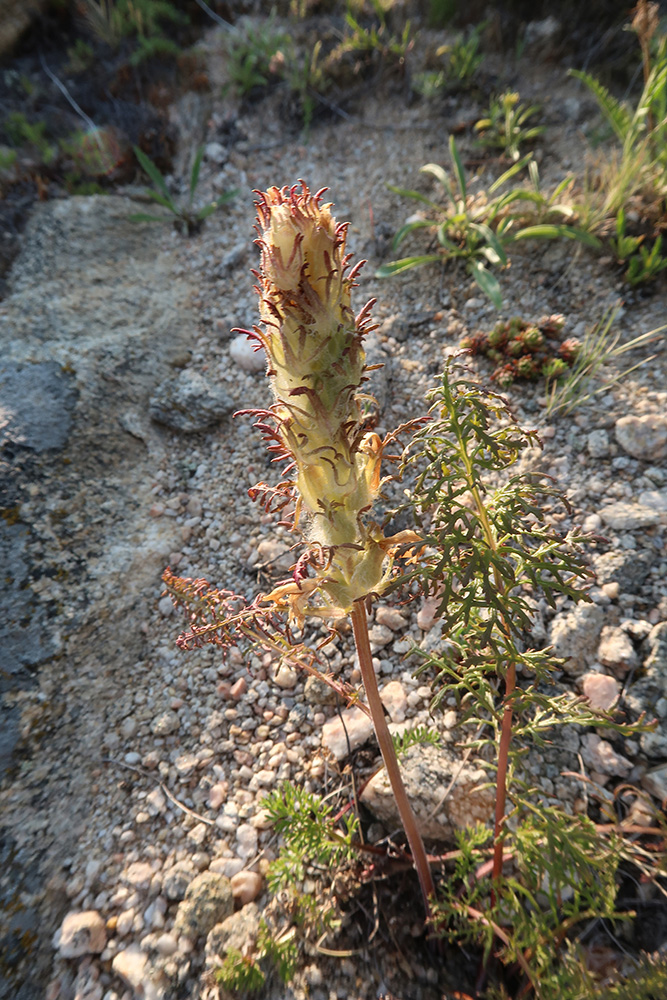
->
[{"left": 461, "top": 313, "right": 580, "bottom": 387}]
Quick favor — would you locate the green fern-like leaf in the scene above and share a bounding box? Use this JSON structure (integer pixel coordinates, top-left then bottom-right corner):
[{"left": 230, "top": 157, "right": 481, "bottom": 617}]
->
[
  {"left": 568, "top": 69, "right": 633, "bottom": 144},
  {"left": 215, "top": 949, "right": 265, "bottom": 991},
  {"left": 393, "top": 724, "right": 442, "bottom": 758}
]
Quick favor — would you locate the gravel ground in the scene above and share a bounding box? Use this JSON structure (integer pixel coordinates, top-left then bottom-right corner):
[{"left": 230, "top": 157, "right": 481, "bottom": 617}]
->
[{"left": 1, "top": 16, "right": 667, "bottom": 1000}]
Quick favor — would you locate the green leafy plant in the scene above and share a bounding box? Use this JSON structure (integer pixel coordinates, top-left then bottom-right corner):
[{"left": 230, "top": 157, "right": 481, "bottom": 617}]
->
[
  {"left": 392, "top": 724, "right": 441, "bottom": 759},
  {"left": 79, "top": 0, "right": 187, "bottom": 62},
  {"left": 338, "top": 4, "right": 413, "bottom": 66},
  {"left": 396, "top": 360, "right": 660, "bottom": 995},
  {"left": 129, "top": 144, "right": 237, "bottom": 235},
  {"left": 608, "top": 206, "right": 643, "bottom": 260},
  {"left": 377, "top": 135, "right": 598, "bottom": 308},
  {"left": 569, "top": 3, "right": 667, "bottom": 233},
  {"left": 4, "top": 112, "right": 56, "bottom": 165},
  {"left": 413, "top": 23, "right": 486, "bottom": 97},
  {"left": 65, "top": 39, "right": 95, "bottom": 74},
  {"left": 545, "top": 305, "right": 664, "bottom": 418},
  {"left": 215, "top": 949, "right": 266, "bottom": 992},
  {"left": 474, "top": 91, "right": 545, "bottom": 162},
  {"left": 264, "top": 784, "right": 360, "bottom": 895},
  {"left": 625, "top": 233, "right": 667, "bottom": 285},
  {"left": 283, "top": 40, "right": 330, "bottom": 134},
  {"left": 0, "top": 148, "right": 18, "bottom": 172},
  {"left": 224, "top": 16, "right": 291, "bottom": 97}
]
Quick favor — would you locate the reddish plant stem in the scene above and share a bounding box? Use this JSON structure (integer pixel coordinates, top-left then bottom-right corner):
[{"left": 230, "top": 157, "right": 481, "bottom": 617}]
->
[
  {"left": 350, "top": 599, "right": 436, "bottom": 920},
  {"left": 492, "top": 662, "right": 516, "bottom": 885}
]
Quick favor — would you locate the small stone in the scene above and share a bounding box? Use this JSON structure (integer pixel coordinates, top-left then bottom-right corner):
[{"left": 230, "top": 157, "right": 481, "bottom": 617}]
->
[
  {"left": 230, "top": 677, "right": 246, "bottom": 699},
  {"left": 151, "top": 710, "right": 179, "bottom": 736},
  {"left": 641, "top": 764, "right": 667, "bottom": 804},
  {"left": 162, "top": 861, "right": 196, "bottom": 901},
  {"left": 255, "top": 537, "right": 293, "bottom": 573},
  {"left": 205, "top": 141, "right": 227, "bottom": 164},
  {"left": 116, "top": 908, "right": 135, "bottom": 937},
  {"left": 205, "top": 904, "right": 260, "bottom": 966},
  {"left": 273, "top": 663, "right": 298, "bottom": 689},
  {"left": 587, "top": 429, "right": 610, "bottom": 458},
  {"left": 417, "top": 595, "right": 441, "bottom": 631},
  {"left": 174, "top": 872, "right": 234, "bottom": 939},
  {"left": 597, "top": 626, "right": 639, "bottom": 675},
  {"left": 187, "top": 822, "right": 209, "bottom": 846},
  {"left": 174, "top": 752, "right": 198, "bottom": 777},
  {"left": 361, "top": 744, "right": 494, "bottom": 839},
  {"left": 615, "top": 413, "right": 667, "bottom": 461},
  {"left": 368, "top": 624, "right": 393, "bottom": 649},
  {"left": 375, "top": 606, "right": 407, "bottom": 631},
  {"left": 120, "top": 716, "right": 138, "bottom": 739},
  {"left": 322, "top": 706, "right": 374, "bottom": 761},
  {"left": 304, "top": 674, "right": 338, "bottom": 707},
  {"left": 580, "top": 733, "right": 633, "bottom": 777},
  {"left": 581, "top": 672, "right": 620, "bottom": 711},
  {"left": 229, "top": 334, "right": 266, "bottom": 373},
  {"left": 155, "top": 932, "right": 178, "bottom": 956},
  {"left": 124, "top": 861, "right": 153, "bottom": 890},
  {"left": 112, "top": 945, "right": 147, "bottom": 991},
  {"left": 209, "top": 857, "right": 245, "bottom": 877},
  {"left": 207, "top": 781, "right": 229, "bottom": 810},
  {"left": 150, "top": 369, "right": 234, "bottom": 433},
  {"left": 235, "top": 823, "right": 258, "bottom": 860},
  {"left": 380, "top": 680, "right": 408, "bottom": 723},
  {"left": 55, "top": 911, "right": 106, "bottom": 957},
  {"left": 146, "top": 787, "right": 166, "bottom": 815},
  {"left": 599, "top": 500, "right": 663, "bottom": 531},
  {"left": 549, "top": 604, "right": 605, "bottom": 676},
  {"left": 158, "top": 596, "right": 173, "bottom": 617},
  {"left": 593, "top": 550, "right": 652, "bottom": 592},
  {"left": 230, "top": 870, "right": 263, "bottom": 904}
]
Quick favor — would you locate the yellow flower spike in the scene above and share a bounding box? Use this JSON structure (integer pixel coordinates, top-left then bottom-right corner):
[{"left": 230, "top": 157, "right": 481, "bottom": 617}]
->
[{"left": 251, "top": 181, "right": 391, "bottom": 614}]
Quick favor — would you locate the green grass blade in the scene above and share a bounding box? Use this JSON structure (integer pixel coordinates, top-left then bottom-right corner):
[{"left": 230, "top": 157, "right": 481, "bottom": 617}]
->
[
  {"left": 392, "top": 219, "right": 434, "bottom": 249},
  {"left": 133, "top": 145, "right": 172, "bottom": 202},
  {"left": 489, "top": 154, "right": 533, "bottom": 193},
  {"left": 419, "top": 163, "right": 455, "bottom": 203},
  {"left": 189, "top": 145, "right": 204, "bottom": 202},
  {"left": 387, "top": 183, "right": 443, "bottom": 211},
  {"left": 448, "top": 135, "right": 467, "bottom": 200},
  {"left": 144, "top": 191, "right": 176, "bottom": 210},
  {"left": 469, "top": 259, "right": 502, "bottom": 308},
  {"left": 511, "top": 224, "right": 601, "bottom": 248},
  {"left": 375, "top": 254, "right": 442, "bottom": 277},
  {"left": 468, "top": 222, "right": 508, "bottom": 265}
]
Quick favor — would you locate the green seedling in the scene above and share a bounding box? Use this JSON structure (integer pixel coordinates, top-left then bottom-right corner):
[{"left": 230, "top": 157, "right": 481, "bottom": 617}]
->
[
  {"left": 129, "top": 144, "right": 237, "bottom": 235},
  {"left": 626, "top": 233, "right": 667, "bottom": 285},
  {"left": 225, "top": 16, "right": 290, "bottom": 97},
  {"left": 377, "top": 135, "right": 598, "bottom": 308},
  {"left": 474, "top": 90, "right": 545, "bottom": 162},
  {"left": 4, "top": 112, "right": 56, "bottom": 165}
]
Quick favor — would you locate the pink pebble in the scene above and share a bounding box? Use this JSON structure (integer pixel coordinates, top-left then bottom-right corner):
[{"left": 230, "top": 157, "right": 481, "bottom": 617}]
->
[{"left": 581, "top": 672, "right": 620, "bottom": 711}]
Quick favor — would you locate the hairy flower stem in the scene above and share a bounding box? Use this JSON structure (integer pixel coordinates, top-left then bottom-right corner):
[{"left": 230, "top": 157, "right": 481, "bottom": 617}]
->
[{"left": 350, "top": 599, "right": 435, "bottom": 920}]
